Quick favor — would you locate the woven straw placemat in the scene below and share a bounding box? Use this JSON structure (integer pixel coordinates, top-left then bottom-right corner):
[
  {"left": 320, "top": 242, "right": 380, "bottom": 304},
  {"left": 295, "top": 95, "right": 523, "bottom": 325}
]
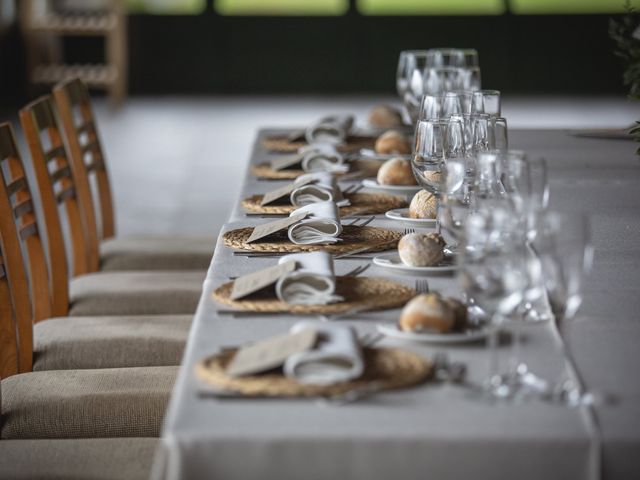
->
[
  {"left": 262, "top": 135, "right": 375, "bottom": 153},
  {"left": 196, "top": 347, "right": 432, "bottom": 397},
  {"left": 212, "top": 276, "right": 415, "bottom": 313},
  {"left": 241, "top": 192, "right": 406, "bottom": 216},
  {"left": 223, "top": 225, "right": 401, "bottom": 253},
  {"left": 250, "top": 158, "right": 384, "bottom": 180}
]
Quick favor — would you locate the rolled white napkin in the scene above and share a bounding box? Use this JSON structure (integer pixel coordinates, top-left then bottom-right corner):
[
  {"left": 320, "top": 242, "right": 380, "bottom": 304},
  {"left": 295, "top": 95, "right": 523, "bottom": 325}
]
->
[
  {"left": 290, "top": 172, "right": 349, "bottom": 207},
  {"left": 275, "top": 251, "right": 343, "bottom": 305},
  {"left": 288, "top": 201, "right": 343, "bottom": 245},
  {"left": 305, "top": 115, "right": 355, "bottom": 145},
  {"left": 284, "top": 321, "right": 364, "bottom": 385},
  {"left": 300, "top": 146, "right": 349, "bottom": 174}
]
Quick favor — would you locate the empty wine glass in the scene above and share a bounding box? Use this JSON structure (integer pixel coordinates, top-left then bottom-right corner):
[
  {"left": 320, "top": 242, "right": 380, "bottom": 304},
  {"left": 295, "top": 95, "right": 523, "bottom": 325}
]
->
[
  {"left": 533, "top": 211, "right": 597, "bottom": 406},
  {"left": 459, "top": 204, "right": 530, "bottom": 398},
  {"left": 423, "top": 66, "right": 464, "bottom": 95},
  {"left": 460, "top": 67, "right": 482, "bottom": 91},
  {"left": 411, "top": 119, "right": 447, "bottom": 196},
  {"left": 401, "top": 51, "right": 430, "bottom": 122},
  {"left": 396, "top": 50, "right": 427, "bottom": 99},
  {"left": 418, "top": 93, "right": 443, "bottom": 121},
  {"left": 426, "top": 48, "right": 479, "bottom": 68}
]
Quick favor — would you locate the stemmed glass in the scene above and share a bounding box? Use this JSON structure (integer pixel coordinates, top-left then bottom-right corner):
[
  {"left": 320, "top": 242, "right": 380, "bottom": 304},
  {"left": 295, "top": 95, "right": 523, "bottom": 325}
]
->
[
  {"left": 471, "top": 90, "right": 501, "bottom": 117},
  {"left": 399, "top": 51, "right": 430, "bottom": 122},
  {"left": 533, "top": 212, "right": 596, "bottom": 405},
  {"left": 459, "top": 203, "right": 531, "bottom": 398}
]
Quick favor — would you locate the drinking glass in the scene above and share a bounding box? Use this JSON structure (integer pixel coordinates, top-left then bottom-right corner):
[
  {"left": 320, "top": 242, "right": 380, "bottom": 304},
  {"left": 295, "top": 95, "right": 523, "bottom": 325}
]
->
[
  {"left": 442, "top": 92, "right": 463, "bottom": 117},
  {"left": 491, "top": 117, "right": 509, "bottom": 152},
  {"left": 533, "top": 212, "right": 596, "bottom": 406},
  {"left": 426, "top": 48, "right": 479, "bottom": 68},
  {"left": 459, "top": 204, "right": 531, "bottom": 398},
  {"left": 411, "top": 119, "right": 447, "bottom": 196},
  {"left": 438, "top": 183, "right": 473, "bottom": 252},
  {"left": 418, "top": 94, "right": 443, "bottom": 121},
  {"left": 423, "top": 66, "right": 464, "bottom": 95},
  {"left": 396, "top": 50, "right": 427, "bottom": 98},
  {"left": 401, "top": 52, "right": 430, "bottom": 122},
  {"left": 460, "top": 67, "right": 482, "bottom": 91},
  {"left": 471, "top": 90, "right": 501, "bottom": 117}
]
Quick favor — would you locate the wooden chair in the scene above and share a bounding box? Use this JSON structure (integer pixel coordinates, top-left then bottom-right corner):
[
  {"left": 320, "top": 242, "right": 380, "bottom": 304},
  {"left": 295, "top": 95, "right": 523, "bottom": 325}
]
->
[
  {"left": 0, "top": 126, "right": 180, "bottom": 440},
  {"left": 53, "top": 78, "right": 214, "bottom": 273},
  {"left": 19, "top": 97, "right": 205, "bottom": 316},
  {"left": 0, "top": 122, "right": 191, "bottom": 370}
]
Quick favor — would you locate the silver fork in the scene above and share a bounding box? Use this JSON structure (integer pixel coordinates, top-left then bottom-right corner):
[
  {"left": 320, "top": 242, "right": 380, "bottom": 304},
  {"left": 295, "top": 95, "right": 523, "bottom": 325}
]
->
[
  {"left": 344, "top": 215, "right": 375, "bottom": 228},
  {"left": 343, "top": 263, "right": 370, "bottom": 277},
  {"left": 414, "top": 279, "right": 430, "bottom": 294},
  {"left": 404, "top": 228, "right": 415, "bottom": 235}
]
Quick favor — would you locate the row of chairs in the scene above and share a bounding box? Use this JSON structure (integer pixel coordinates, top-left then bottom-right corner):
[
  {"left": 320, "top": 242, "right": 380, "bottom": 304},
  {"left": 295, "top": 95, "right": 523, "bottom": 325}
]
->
[{"left": 0, "top": 79, "right": 213, "bottom": 478}]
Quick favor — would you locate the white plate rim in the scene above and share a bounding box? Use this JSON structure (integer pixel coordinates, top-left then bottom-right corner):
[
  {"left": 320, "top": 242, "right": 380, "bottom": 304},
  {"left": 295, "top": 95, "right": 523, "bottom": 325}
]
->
[
  {"left": 385, "top": 208, "right": 438, "bottom": 227},
  {"left": 376, "top": 323, "right": 488, "bottom": 344},
  {"left": 373, "top": 252, "right": 457, "bottom": 274},
  {"left": 361, "top": 179, "right": 422, "bottom": 194}
]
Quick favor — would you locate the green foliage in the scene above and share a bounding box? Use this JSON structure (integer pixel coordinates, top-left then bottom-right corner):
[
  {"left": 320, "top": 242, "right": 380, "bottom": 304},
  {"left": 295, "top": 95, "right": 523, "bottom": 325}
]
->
[{"left": 610, "top": 1, "right": 640, "bottom": 152}]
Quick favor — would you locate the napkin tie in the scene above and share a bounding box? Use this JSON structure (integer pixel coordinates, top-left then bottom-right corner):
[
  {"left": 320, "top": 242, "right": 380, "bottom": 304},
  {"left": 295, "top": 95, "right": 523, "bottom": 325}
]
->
[
  {"left": 275, "top": 251, "right": 343, "bottom": 305},
  {"left": 284, "top": 321, "right": 364, "bottom": 385},
  {"left": 288, "top": 201, "right": 343, "bottom": 245},
  {"left": 305, "top": 115, "right": 355, "bottom": 145}
]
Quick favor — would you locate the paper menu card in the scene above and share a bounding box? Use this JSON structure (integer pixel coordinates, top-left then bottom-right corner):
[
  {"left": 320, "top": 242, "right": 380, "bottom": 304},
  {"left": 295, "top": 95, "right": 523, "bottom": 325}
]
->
[
  {"left": 230, "top": 260, "right": 297, "bottom": 300},
  {"left": 226, "top": 328, "right": 318, "bottom": 377},
  {"left": 260, "top": 177, "right": 314, "bottom": 206},
  {"left": 270, "top": 154, "right": 304, "bottom": 171},
  {"left": 246, "top": 213, "right": 308, "bottom": 243}
]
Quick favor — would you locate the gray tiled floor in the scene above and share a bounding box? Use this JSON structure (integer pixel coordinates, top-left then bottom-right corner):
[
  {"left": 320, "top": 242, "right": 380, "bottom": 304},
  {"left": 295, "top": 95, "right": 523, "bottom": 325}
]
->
[{"left": 91, "top": 95, "right": 637, "bottom": 237}]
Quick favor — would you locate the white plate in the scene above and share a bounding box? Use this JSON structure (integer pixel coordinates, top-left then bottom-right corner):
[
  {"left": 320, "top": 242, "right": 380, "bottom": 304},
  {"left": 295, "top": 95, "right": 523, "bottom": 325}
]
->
[
  {"left": 373, "top": 252, "right": 457, "bottom": 276},
  {"left": 376, "top": 323, "right": 488, "bottom": 344},
  {"left": 385, "top": 208, "right": 437, "bottom": 228},
  {"left": 361, "top": 179, "right": 421, "bottom": 196}
]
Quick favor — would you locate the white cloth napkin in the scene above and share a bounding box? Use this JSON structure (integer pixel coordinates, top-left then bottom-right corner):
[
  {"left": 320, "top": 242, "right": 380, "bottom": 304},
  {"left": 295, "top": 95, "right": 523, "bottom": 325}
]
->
[
  {"left": 305, "top": 115, "right": 355, "bottom": 145},
  {"left": 284, "top": 321, "right": 364, "bottom": 385},
  {"left": 288, "top": 201, "right": 343, "bottom": 245},
  {"left": 299, "top": 145, "right": 349, "bottom": 174},
  {"left": 290, "top": 172, "right": 349, "bottom": 207},
  {"left": 275, "top": 251, "right": 343, "bottom": 305}
]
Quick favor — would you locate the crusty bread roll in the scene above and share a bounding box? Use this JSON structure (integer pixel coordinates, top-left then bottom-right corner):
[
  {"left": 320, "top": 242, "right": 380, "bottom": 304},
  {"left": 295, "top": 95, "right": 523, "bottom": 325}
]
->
[
  {"left": 374, "top": 130, "right": 411, "bottom": 155},
  {"left": 398, "top": 232, "right": 445, "bottom": 267},
  {"left": 377, "top": 158, "right": 417, "bottom": 186},
  {"left": 399, "top": 293, "right": 455, "bottom": 333},
  {"left": 368, "top": 105, "right": 404, "bottom": 129},
  {"left": 409, "top": 190, "right": 437, "bottom": 219},
  {"left": 443, "top": 297, "right": 468, "bottom": 332}
]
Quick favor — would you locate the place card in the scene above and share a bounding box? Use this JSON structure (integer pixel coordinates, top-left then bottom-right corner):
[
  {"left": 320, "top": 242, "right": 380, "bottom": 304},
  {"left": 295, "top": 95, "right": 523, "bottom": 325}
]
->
[
  {"left": 230, "top": 260, "right": 297, "bottom": 300},
  {"left": 260, "top": 177, "right": 314, "bottom": 206},
  {"left": 226, "top": 327, "right": 318, "bottom": 377},
  {"left": 246, "top": 212, "right": 307, "bottom": 243},
  {"left": 270, "top": 154, "right": 304, "bottom": 171}
]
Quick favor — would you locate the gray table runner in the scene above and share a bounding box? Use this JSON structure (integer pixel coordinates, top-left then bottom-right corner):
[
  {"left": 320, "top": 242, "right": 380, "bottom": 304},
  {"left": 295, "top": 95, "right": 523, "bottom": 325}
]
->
[{"left": 152, "top": 129, "right": 640, "bottom": 480}]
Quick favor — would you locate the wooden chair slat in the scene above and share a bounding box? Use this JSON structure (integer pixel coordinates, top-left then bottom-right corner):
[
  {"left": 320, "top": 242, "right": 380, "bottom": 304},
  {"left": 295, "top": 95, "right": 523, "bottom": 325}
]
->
[
  {"left": 6, "top": 176, "right": 28, "bottom": 196},
  {"left": 13, "top": 198, "right": 33, "bottom": 218},
  {"left": 45, "top": 145, "right": 67, "bottom": 162},
  {"left": 76, "top": 121, "right": 96, "bottom": 136},
  {"left": 50, "top": 164, "right": 72, "bottom": 183},
  {"left": 0, "top": 263, "right": 5, "bottom": 278},
  {"left": 81, "top": 138, "right": 101, "bottom": 154},
  {"left": 86, "top": 157, "right": 105, "bottom": 172},
  {"left": 55, "top": 185, "right": 76, "bottom": 203},
  {"left": 19, "top": 221, "right": 39, "bottom": 241}
]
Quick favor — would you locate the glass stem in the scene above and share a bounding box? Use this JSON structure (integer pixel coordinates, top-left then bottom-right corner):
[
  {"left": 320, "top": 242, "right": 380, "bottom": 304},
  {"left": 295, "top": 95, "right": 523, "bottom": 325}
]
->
[
  {"left": 487, "top": 317, "right": 501, "bottom": 385},
  {"left": 509, "top": 314, "right": 522, "bottom": 374}
]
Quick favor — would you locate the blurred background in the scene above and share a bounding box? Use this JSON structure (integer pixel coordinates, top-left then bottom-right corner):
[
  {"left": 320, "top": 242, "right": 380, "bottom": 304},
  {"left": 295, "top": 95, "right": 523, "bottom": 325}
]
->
[{"left": 0, "top": 0, "right": 638, "bottom": 236}]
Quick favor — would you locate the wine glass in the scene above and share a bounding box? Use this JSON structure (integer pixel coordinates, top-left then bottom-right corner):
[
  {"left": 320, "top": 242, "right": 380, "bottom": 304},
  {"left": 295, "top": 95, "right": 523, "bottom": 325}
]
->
[
  {"left": 401, "top": 51, "right": 430, "bottom": 122},
  {"left": 418, "top": 94, "right": 443, "bottom": 121},
  {"left": 411, "top": 118, "right": 447, "bottom": 197},
  {"left": 423, "top": 66, "right": 464, "bottom": 95},
  {"left": 533, "top": 211, "right": 596, "bottom": 406},
  {"left": 459, "top": 204, "right": 530, "bottom": 398},
  {"left": 396, "top": 50, "right": 426, "bottom": 98}
]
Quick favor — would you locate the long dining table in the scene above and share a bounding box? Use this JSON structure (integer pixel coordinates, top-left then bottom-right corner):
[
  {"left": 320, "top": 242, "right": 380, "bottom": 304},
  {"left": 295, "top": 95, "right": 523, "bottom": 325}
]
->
[{"left": 152, "top": 128, "right": 640, "bottom": 480}]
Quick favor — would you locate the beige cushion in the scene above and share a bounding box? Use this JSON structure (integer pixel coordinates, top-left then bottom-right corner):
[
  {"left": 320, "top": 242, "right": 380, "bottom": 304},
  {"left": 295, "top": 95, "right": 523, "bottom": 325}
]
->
[
  {"left": 1, "top": 366, "right": 177, "bottom": 439},
  {"left": 33, "top": 315, "right": 191, "bottom": 371},
  {"left": 100, "top": 235, "right": 214, "bottom": 271},
  {"left": 69, "top": 271, "right": 205, "bottom": 316},
  {"left": 0, "top": 437, "right": 158, "bottom": 480}
]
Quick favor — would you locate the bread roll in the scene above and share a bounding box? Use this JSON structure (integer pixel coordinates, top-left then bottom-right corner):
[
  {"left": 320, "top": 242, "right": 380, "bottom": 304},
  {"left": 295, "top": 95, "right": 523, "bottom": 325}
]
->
[
  {"left": 398, "top": 232, "right": 445, "bottom": 267},
  {"left": 399, "top": 293, "right": 455, "bottom": 333},
  {"left": 409, "top": 190, "right": 437, "bottom": 219},
  {"left": 443, "top": 297, "right": 468, "bottom": 331},
  {"left": 374, "top": 130, "right": 411, "bottom": 155},
  {"left": 376, "top": 158, "right": 417, "bottom": 186},
  {"left": 368, "top": 105, "right": 404, "bottom": 129}
]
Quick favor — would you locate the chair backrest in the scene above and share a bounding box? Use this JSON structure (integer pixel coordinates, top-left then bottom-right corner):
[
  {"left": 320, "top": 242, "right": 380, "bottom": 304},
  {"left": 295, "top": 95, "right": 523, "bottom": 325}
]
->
[
  {"left": 19, "top": 96, "right": 91, "bottom": 283},
  {"left": 54, "top": 78, "right": 116, "bottom": 251},
  {"left": 0, "top": 124, "right": 36, "bottom": 375}
]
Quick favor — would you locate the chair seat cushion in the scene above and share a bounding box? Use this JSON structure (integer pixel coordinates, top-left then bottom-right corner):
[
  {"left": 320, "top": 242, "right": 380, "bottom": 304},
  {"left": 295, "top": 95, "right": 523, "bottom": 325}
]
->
[
  {"left": 1, "top": 366, "right": 178, "bottom": 439},
  {"left": 33, "top": 315, "right": 192, "bottom": 371},
  {"left": 69, "top": 270, "right": 205, "bottom": 316},
  {"left": 100, "top": 235, "right": 214, "bottom": 271},
  {"left": 0, "top": 437, "right": 158, "bottom": 480}
]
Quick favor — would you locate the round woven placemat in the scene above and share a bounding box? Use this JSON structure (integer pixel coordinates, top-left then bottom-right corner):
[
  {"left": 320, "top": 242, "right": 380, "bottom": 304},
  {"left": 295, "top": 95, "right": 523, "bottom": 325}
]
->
[
  {"left": 196, "top": 347, "right": 432, "bottom": 397},
  {"left": 241, "top": 192, "right": 406, "bottom": 216},
  {"left": 212, "top": 276, "right": 415, "bottom": 313},
  {"left": 261, "top": 135, "right": 376, "bottom": 153},
  {"left": 223, "top": 225, "right": 402, "bottom": 253}
]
